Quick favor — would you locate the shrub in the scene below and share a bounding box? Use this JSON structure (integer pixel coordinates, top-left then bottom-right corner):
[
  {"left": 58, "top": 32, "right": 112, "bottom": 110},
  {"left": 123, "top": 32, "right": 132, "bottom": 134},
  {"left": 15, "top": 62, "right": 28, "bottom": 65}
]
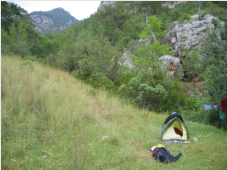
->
[
  {"left": 200, "top": 12, "right": 207, "bottom": 19},
  {"left": 118, "top": 73, "right": 192, "bottom": 112},
  {"left": 85, "top": 72, "right": 117, "bottom": 91},
  {"left": 20, "top": 60, "right": 34, "bottom": 71},
  {"left": 211, "top": 18, "right": 220, "bottom": 27},
  {"left": 179, "top": 13, "right": 191, "bottom": 22},
  {"left": 36, "top": 57, "right": 47, "bottom": 64},
  {"left": 207, "top": 2, "right": 227, "bottom": 22},
  {"left": 1, "top": 43, "right": 12, "bottom": 55},
  {"left": 160, "top": 78, "right": 193, "bottom": 111},
  {"left": 190, "top": 93, "right": 202, "bottom": 110},
  {"left": 12, "top": 41, "right": 31, "bottom": 57},
  {"left": 113, "top": 67, "right": 138, "bottom": 87},
  {"left": 24, "top": 55, "right": 36, "bottom": 61},
  {"left": 47, "top": 54, "right": 58, "bottom": 67},
  {"left": 118, "top": 76, "right": 169, "bottom": 111}
]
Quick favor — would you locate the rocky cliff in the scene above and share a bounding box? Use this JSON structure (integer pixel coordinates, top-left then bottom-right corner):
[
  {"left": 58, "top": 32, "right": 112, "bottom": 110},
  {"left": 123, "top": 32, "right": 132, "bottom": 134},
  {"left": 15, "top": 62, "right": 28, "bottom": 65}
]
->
[
  {"left": 121, "top": 14, "right": 222, "bottom": 79},
  {"left": 162, "top": 14, "right": 221, "bottom": 58},
  {"left": 30, "top": 7, "right": 80, "bottom": 34}
]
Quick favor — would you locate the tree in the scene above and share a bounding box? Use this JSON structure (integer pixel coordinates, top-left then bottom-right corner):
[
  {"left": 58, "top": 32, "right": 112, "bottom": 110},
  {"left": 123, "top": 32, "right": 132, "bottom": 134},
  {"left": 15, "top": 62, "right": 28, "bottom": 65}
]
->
[
  {"left": 1, "top": 1, "right": 35, "bottom": 32},
  {"left": 8, "top": 23, "right": 31, "bottom": 57},
  {"left": 1, "top": 1, "right": 26, "bottom": 31},
  {"left": 1, "top": 28, "right": 12, "bottom": 54},
  {"left": 73, "top": 31, "right": 121, "bottom": 80},
  {"left": 55, "top": 30, "right": 121, "bottom": 84},
  {"left": 200, "top": 26, "right": 227, "bottom": 103},
  {"left": 139, "top": 15, "right": 166, "bottom": 41},
  {"left": 132, "top": 41, "right": 174, "bottom": 71},
  {"left": 192, "top": 1, "right": 205, "bottom": 21},
  {"left": 36, "top": 36, "right": 59, "bottom": 58},
  {"left": 218, "top": 1, "right": 227, "bottom": 10},
  {"left": 98, "top": 2, "right": 132, "bottom": 45},
  {"left": 132, "top": 16, "right": 174, "bottom": 71},
  {"left": 130, "top": 1, "right": 163, "bottom": 42},
  {"left": 180, "top": 48, "right": 202, "bottom": 94},
  {"left": 1, "top": 1, "right": 42, "bottom": 56}
]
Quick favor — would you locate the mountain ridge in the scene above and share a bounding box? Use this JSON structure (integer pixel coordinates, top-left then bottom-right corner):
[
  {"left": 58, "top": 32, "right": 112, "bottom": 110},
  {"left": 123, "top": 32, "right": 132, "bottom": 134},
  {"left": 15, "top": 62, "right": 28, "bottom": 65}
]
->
[{"left": 29, "top": 7, "right": 81, "bottom": 34}]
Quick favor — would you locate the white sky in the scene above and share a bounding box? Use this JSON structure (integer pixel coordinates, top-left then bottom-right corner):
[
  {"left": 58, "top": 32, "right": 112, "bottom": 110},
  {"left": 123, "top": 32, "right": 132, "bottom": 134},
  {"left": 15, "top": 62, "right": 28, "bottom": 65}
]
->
[{"left": 8, "top": 1, "right": 102, "bottom": 20}]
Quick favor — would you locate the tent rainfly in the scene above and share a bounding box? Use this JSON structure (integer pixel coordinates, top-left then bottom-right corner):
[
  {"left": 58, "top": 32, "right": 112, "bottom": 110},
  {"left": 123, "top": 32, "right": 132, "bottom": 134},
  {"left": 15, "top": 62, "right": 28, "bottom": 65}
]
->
[{"left": 158, "top": 112, "right": 190, "bottom": 141}]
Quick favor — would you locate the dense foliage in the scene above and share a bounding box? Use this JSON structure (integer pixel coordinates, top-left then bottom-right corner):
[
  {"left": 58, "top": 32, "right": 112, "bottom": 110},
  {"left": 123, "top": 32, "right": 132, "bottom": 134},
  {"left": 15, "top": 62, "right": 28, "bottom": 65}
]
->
[
  {"left": 1, "top": 1, "right": 227, "bottom": 129},
  {"left": 1, "top": 1, "right": 41, "bottom": 56},
  {"left": 200, "top": 23, "right": 227, "bottom": 103}
]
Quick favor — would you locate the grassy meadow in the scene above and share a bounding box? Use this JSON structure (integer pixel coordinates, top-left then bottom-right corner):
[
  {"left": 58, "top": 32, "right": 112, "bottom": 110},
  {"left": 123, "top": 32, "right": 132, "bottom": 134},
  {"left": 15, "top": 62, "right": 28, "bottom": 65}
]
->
[{"left": 1, "top": 54, "right": 227, "bottom": 170}]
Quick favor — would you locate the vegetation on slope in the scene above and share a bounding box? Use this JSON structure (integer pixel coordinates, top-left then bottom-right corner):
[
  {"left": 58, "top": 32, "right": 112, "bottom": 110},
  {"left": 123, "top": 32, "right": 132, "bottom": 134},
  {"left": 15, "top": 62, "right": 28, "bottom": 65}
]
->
[
  {"left": 2, "top": 54, "right": 227, "bottom": 169},
  {"left": 1, "top": 1, "right": 227, "bottom": 129}
]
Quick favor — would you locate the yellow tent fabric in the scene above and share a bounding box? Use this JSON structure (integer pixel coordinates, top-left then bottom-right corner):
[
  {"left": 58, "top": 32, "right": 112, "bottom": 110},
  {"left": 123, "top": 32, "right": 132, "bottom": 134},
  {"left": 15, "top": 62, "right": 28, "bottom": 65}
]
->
[
  {"left": 158, "top": 112, "right": 190, "bottom": 141},
  {"left": 162, "top": 119, "right": 187, "bottom": 140}
]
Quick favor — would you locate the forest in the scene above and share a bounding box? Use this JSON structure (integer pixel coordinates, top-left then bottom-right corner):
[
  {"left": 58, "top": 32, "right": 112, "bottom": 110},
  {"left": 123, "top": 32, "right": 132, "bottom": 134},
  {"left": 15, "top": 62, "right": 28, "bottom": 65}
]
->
[{"left": 1, "top": 1, "right": 227, "bottom": 130}]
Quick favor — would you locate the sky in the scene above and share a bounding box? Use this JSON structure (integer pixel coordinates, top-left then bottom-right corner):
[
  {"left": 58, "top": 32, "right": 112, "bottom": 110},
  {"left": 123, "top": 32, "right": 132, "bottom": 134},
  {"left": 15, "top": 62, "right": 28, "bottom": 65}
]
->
[{"left": 8, "top": 1, "right": 101, "bottom": 20}]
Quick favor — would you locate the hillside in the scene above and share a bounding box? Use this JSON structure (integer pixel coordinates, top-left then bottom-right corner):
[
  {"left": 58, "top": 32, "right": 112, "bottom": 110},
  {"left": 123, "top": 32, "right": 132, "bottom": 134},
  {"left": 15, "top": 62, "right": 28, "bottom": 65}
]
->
[
  {"left": 30, "top": 7, "right": 80, "bottom": 34},
  {"left": 1, "top": 54, "right": 227, "bottom": 169},
  {"left": 1, "top": 1, "right": 227, "bottom": 131}
]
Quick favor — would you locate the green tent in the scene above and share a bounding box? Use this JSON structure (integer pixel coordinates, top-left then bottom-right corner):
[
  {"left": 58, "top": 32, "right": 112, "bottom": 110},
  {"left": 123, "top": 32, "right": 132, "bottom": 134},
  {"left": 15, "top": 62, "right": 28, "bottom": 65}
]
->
[{"left": 158, "top": 112, "right": 190, "bottom": 141}]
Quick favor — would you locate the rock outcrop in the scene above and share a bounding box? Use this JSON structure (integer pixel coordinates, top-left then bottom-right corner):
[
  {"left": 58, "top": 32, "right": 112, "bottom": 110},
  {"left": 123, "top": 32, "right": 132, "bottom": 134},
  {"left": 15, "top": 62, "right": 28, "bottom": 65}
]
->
[
  {"left": 162, "top": 14, "right": 219, "bottom": 58},
  {"left": 31, "top": 14, "right": 73, "bottom": 33},
  {"left": 98, "top": 1, "right": 115, "bottom": 11},
  {"left": 159, "top": 55, "right": 182, "bottom": 79},
  {"left": 120, "top": 14, "right": 222, "bottom": 79}
]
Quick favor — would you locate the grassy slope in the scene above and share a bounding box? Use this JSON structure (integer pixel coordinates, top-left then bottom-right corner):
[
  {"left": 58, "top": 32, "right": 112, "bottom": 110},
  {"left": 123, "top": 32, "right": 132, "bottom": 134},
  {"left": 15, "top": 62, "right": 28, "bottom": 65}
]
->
[{"left": 1, "top": 54, "right": 227, "bottom": 170}]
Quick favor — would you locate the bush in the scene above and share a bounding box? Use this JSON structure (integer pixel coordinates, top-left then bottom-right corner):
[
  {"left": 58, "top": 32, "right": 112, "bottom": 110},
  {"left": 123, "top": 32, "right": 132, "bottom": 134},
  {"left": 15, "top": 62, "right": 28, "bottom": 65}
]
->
[
  {"left": 62, "top": 31, "right": 121, "bottom": 81},
  {"left": 24, "top": 56, "right": 36, "bottom": 61},
  {"left": 36, "top": 57, "right": 47, "bottom": 64},
  {"left": 118, "top": 76, "right": 168, "bottom": 110},
  {"left": 47, "top": 54, "right": 58, "bottom": 67},
  {"left": 113, "top": 66, "right": 138, "bottom": 87},
  {"left": 190, "top": 93, "right": 202, "bottom": 110},
  {"left": 20, "top": 60, "right": 34, "bottom": 71},
  {"left": 85, "top": 72, "right": 117, "bottom": 91},
  {"left": 211, "top": 18, "right": 220, "bottom": 27},
  {"left": 1, "top": 43, "right": 12, "bottom": 55},
  {"left": 199, "top": 12, "right": 207, "bottom": 19},
  {"left": 160, "top": 78, "right": 193, "bottom": 111},
  {"left": 118, "top": 72, "right": 192, "bottom": 112},
  {"left": 179, "top": 13, "right": 191, "bottom": 22},
  {"left": 207, "top": 2, "right": 227, "bottom": 22},
  {"left": 12, "top": 41, "right": 31, "bottom": 57}
]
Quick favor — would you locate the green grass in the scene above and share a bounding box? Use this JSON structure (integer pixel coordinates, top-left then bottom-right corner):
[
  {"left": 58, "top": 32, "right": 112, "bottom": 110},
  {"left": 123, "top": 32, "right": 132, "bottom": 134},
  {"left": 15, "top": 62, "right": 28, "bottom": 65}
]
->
[{"left": 1, "top": 54, "right": 227, "bottom": 170}]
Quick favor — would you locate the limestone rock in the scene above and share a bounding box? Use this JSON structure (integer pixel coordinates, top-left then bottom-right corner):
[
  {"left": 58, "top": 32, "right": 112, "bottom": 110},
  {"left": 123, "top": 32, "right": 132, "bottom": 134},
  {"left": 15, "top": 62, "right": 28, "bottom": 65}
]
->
[
  {"left": 162, "top": 14, "right": 220, "bottom": 57},
  {"left": 159, "top": 55, "right": 183, "bottom": 79},
  {"left": 119, "top": 14, "right": 223, "bottom": 80},
  {"left": 120, "top": 49, "right": 133, "bottom": 68}
]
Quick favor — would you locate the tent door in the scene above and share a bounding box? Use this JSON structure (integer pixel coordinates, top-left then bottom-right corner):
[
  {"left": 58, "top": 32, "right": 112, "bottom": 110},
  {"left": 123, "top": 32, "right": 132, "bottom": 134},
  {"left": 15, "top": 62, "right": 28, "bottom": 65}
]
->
[
  {"left": 162, "top": 119, "right": 187, "bottom": 140},
  {"left": 172, "top": 119, "right": 183, "bottom": 136}
]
